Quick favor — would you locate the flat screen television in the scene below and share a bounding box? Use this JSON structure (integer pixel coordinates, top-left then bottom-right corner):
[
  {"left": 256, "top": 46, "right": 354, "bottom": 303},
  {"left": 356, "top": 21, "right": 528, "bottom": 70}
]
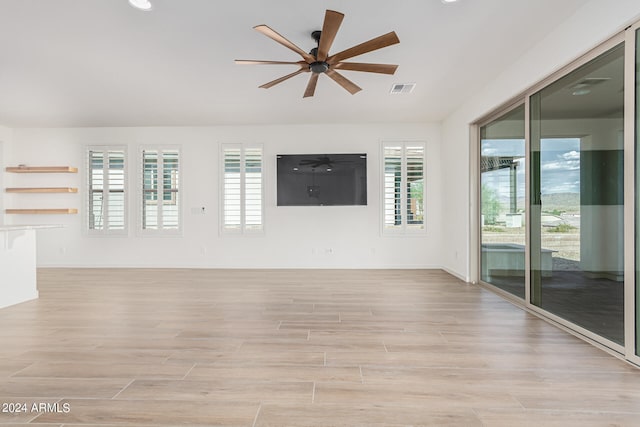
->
[{"left": 277, "top": 153, "right": 367, "bottom": 206}]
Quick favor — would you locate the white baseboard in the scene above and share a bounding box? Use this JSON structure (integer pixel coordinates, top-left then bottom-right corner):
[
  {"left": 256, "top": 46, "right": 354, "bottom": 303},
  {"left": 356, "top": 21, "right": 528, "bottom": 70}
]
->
[
  {"left": 37, "top": 263, "right": 448, "bottom": 270},
  {"left": 440, "top": 266, "right": 469, "bottom": 283}
]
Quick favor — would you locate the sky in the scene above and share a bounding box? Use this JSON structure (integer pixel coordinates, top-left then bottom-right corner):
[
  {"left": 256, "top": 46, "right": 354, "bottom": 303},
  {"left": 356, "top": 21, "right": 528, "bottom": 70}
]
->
[{"left": 481, "top": 138, "right": 581, "bottom": 203}]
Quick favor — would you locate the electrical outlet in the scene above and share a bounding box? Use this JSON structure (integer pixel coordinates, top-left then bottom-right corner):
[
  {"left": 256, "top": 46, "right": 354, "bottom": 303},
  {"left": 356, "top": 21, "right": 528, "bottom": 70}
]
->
[{"left": 190, "top": 207, "right": 206, "bottom": 215}]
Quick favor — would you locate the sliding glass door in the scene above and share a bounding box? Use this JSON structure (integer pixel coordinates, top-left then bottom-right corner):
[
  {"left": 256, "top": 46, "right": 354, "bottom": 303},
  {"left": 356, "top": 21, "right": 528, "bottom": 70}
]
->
[
  {"left": 480, "top": 105, "right": 526, "bottom": 298},
  {"left": 530, "top": 44, "right": 625, "bottom": 345},
  {"left": 477, "top": 18, "right": 640, "bottom": 365}
]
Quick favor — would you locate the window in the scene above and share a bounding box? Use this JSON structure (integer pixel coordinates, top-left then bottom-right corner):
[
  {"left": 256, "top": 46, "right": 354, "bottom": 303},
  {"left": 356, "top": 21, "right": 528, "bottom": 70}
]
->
[
  {"left": 141, "top": 147, "right": 181, "bottom": 234},
  {"left": 479, "top": 104, "right": 526, "bottom": 299},
  {"left": 87, "top": 146, "right": 126, "bottom": 235},
  {"left": 382, "top": 142, "right": 425, "bottom": 233},
  {"left": 221, "top": 144, "right": 263, "bottom": 234}
]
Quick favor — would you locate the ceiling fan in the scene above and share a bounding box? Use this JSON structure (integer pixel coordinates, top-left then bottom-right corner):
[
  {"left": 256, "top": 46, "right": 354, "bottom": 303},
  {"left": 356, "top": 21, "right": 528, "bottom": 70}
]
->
[
  {"left": 235, "top": 10, "right": 400, "bottom": 98},
  {"left": 299, "top": 155, "right": 350, "bottom": 168}
]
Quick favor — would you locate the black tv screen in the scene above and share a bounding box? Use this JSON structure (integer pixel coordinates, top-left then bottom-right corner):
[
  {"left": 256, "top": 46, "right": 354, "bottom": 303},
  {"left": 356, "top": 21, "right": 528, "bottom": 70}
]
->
[{"left": 277, "top": 154, "right": 367, "bottom": 206}]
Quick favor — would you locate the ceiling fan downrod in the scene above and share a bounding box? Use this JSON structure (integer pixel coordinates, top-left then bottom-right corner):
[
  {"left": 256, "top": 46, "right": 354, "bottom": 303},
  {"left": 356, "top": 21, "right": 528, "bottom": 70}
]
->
[{"left": 309, "top": 31, "right": 329, "bottom": 73}]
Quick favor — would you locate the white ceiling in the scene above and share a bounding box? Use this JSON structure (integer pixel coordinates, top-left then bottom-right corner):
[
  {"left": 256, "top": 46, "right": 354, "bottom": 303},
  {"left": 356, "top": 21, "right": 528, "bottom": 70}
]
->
[{"left": 0, "top": 0, "right": 591, "bottom": 128}]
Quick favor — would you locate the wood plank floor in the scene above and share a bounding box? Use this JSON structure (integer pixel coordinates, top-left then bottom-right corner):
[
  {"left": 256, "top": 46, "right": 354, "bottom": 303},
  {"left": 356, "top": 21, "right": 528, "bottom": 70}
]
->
[{"left": 1, "top": 268, "right": 639, "bottom": 426}]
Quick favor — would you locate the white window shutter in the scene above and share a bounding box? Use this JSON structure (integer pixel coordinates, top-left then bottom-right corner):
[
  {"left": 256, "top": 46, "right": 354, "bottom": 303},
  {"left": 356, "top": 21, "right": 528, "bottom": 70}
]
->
[
  {"left": 222, "top": 144, "right": 263, "bottom": 234},
  {"left": 88, "top": 146, "right": 127, "bottom": 235},
  {"left": 141, "top": 146, "right": 181, "bottom": 234},
  {"left": 382, "top": 142, "right": 425, "bottom": 234}
]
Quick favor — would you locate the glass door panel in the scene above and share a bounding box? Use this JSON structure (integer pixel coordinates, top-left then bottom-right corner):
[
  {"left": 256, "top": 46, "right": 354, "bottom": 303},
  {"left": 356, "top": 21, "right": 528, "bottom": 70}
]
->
[
  {"left": 480, "top": 105, "right": 526, "bottom": 298},
  {"left": 531, "top": 44, "right": 625, "bottom": 345}
]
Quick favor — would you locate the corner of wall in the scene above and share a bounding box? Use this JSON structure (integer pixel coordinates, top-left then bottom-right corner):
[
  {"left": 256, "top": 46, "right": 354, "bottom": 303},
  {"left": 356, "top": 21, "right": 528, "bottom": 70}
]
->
[{"left": 0, "top": 125, "right": 14, "bottom": 226}]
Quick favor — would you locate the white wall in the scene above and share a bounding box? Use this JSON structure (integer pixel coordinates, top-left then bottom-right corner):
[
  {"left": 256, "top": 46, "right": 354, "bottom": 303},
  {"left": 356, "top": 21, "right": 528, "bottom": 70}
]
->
[
  {"left": 0, "top": 126, "right": 14, "bottom": 225},
  {"left": 441, "top": 0, "right": 640, "bottom": 281},
  {"left": 6, "top": 123, "right": 443, "bottom": 269}
]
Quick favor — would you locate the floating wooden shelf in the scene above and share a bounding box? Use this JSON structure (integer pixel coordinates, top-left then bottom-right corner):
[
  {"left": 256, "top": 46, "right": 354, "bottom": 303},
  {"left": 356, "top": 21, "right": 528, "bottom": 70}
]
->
[
  {"left": 5, "top": 208, "right": 78, "bottom": 214},
  {"left": 5, "top": 166, "right": 78, "bottom": 214},
  {"left": 6, "top": 187, "right": 78, "bottom": 193},
  {"left": 6, "top": 166, "right": 78, "bottom": 173}
]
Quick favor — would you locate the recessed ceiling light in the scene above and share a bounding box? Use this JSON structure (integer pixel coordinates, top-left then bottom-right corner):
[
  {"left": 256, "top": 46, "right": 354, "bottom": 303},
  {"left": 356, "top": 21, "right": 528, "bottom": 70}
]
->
[
  {"left": 568, "top": 77, "right": 610, "bottom": 96},
  {"left": 129, "top": 0, "right": 153, "bottom": 11},
  {"left": 572, "top": 88, "right": 591, "bottom": 96},
  {"left": 441, "top": 0, "right": 458, "bottom": 3}
]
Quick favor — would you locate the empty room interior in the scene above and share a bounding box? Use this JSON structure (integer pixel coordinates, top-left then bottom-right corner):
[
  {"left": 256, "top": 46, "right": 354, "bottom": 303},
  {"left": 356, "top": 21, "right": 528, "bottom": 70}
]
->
[{"left": 3, "top": 0, "right": 640, "bottom": 425}]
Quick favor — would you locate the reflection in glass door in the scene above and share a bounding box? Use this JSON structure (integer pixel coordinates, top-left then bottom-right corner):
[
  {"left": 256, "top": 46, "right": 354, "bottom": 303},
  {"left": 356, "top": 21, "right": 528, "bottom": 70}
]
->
[
  {"left": 530, "top": 44, "right": 625, "bottom": 345},
  {"left": 480, "top": 105, "right": 526, "bottom": 298}
]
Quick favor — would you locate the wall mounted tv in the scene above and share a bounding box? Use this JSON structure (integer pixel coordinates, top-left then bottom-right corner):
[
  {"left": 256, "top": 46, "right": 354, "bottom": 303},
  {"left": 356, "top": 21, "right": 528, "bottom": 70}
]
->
[{"left": 277, "top": 153, "right": 367, "bottom": 206}]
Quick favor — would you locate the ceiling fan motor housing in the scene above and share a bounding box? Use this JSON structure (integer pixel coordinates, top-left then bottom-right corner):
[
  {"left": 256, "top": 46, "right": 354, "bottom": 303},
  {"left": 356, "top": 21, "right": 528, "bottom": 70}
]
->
[
  {"left": 308, "top": 43, "right": 329, "bottom": 74},
  {"left": 310, "top": 61, "right": 329, "bottom": 73}
]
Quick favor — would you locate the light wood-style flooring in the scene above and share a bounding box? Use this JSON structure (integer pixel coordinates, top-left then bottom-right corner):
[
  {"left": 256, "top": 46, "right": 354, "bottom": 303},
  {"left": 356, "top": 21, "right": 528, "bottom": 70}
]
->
[{"left": 1, "top": 268, "right": 639, "bottom": 426}]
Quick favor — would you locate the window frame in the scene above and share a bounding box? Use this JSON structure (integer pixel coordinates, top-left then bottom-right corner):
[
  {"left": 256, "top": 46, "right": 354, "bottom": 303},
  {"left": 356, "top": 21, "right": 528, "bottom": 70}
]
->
[
  {"left": 220, "top": 143, "right": 264, "bottom": 235},
  {"left": 85, "top": 145, "right": 128, "bottom": 236},
  {"left": 138, "top": 145, "right": 182, "bottom": 236},
  {"left": 380, "top": 140, "right": 426, "bottom": 235}
]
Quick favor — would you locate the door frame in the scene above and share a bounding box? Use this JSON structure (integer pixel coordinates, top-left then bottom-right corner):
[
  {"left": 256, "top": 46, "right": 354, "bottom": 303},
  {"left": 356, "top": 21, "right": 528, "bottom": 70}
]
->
[{"left": 473, "top": 28, "right": 637, "bottom": 364}]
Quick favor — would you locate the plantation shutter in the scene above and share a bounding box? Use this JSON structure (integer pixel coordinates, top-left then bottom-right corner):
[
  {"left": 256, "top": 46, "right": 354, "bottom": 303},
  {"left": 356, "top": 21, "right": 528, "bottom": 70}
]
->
[
  {"left": 142, "top": 147, "right": 180, "bottom": 233},
  {"left": 244, "top": 147, "right": 263, "bottom": 232},
  {"left": 384, "top": 146, "right": 403, "bottom": 230},
  {"left": 406, "top": 145, "right": 425, "bottom": 230},
  {"left": 88, "top": 147, "right": 126, "bottom": 234},
  {"left": 383, "top": 142, "right": 425, "bottom": 233},
  {"left": 222, "top": 144, "right": 263, "bottom": 233}
]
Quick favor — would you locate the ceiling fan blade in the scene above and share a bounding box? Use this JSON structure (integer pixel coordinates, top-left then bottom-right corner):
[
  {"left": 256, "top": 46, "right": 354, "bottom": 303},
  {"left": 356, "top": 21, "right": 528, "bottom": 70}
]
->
[
  {"left": 333, "top": 62, "right": 398, "bottom": 75},
  {"left": 317, "top": 10, "right": 344, "bottom": 62},
  {"left": 325, "top": 70, "right": 362, "bottom": 95},
  {"left": 253, "top": 25, "right": 315, "bottom": 62},
  {"left": 303, "top": 73, "right": 319, "bottom": 98},
  {"left": 235, "top": 60, "right": 307, "bottom": 66},
  {"left": 327, "top": 31, "right": 400, "bottom": 64},
  {"left": 259, "top": 69, "right": 307, "bottom": 89}
]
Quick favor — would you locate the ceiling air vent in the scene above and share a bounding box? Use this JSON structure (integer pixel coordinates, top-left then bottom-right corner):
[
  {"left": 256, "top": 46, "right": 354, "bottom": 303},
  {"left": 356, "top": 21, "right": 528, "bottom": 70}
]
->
[{"left": 390, "top": 83, "right": 416, "bottom": 94}]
